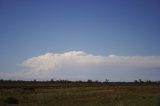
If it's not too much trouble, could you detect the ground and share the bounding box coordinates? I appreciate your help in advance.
[0,84,160,106]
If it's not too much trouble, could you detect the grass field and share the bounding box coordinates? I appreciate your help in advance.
[0,84,160,106]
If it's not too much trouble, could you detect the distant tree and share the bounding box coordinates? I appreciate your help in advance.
[104,79,109,83]
[50,78,54,82]
[134,80,138,84]
[139,79,143,83]
[0,79,4,82]
[146,80,151,84]
[95,80,99,83]
[33,79,37,82]
[87,79,93,83]
[76,80,83,83]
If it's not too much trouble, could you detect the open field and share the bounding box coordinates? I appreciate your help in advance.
[0,82,160,106]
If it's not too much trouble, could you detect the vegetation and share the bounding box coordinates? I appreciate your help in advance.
[4,97,19,104]
[0,79,160,106]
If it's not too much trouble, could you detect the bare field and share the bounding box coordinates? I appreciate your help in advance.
[0,82,160,106]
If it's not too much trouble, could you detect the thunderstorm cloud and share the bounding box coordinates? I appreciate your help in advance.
[1,51,160,81]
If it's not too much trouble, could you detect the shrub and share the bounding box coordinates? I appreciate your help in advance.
[4,97,19,104]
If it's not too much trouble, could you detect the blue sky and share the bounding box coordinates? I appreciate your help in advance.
[0,0,160,81]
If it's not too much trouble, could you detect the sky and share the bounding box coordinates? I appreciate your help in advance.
[0,0,160,81]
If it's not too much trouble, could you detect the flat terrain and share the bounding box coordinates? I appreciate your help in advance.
[0,83,160,106]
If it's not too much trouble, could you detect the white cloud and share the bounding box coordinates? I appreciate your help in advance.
[1,51,160,81]
[21,51,104,71]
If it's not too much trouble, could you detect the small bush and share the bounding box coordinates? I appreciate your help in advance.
[4,97,19,104]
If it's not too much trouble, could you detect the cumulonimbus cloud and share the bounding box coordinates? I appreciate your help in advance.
[19,51,160,81]
[1,51,160,81]
[21,51,105,71]
[21,51,160,71]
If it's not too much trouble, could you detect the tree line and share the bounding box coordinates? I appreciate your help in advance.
[0,78,160,84]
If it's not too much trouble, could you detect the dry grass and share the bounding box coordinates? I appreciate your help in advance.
[0,84,160,106]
